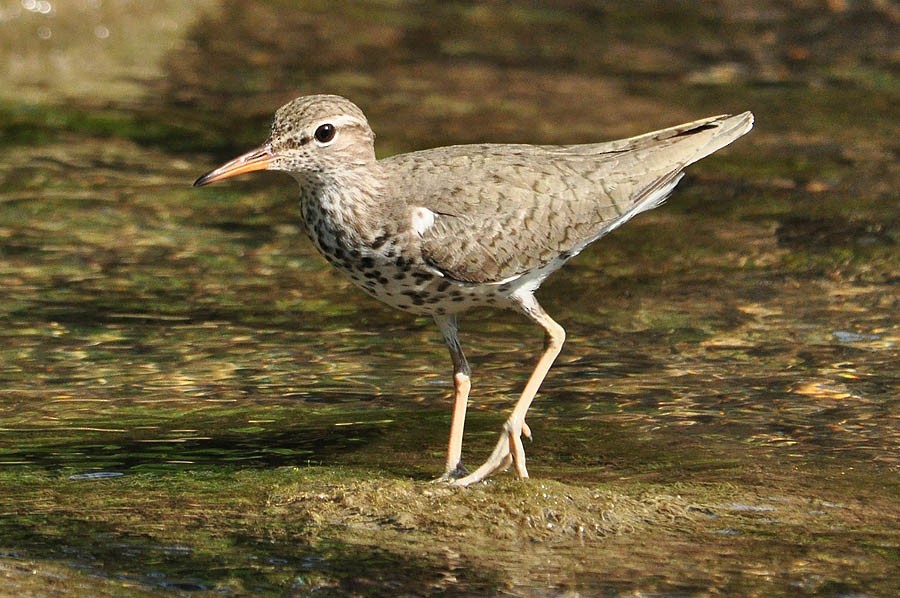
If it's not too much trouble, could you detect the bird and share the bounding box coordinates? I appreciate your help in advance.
[194,94,753,486]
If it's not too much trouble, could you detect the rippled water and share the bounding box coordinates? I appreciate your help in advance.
[0,1,897,595]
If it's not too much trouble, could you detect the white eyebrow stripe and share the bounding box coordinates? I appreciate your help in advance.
[316,114,365,130]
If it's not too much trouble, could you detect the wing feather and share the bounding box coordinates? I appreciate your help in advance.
[382,112,753,284]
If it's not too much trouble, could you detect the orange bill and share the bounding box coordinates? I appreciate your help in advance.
[193,144,274,187]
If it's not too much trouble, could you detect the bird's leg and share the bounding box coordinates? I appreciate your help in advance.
[452,293,565,487]
[433,314,471,481]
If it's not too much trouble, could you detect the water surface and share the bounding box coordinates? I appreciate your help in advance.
[0,1,897,595]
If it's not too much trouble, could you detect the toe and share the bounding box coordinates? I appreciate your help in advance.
[434,462,469,483]
[509,427,528,478]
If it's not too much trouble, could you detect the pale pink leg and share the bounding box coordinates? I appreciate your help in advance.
[453,292,565,487]
[434,315,471,480]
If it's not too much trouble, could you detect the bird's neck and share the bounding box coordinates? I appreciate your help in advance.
[296,163,386,248]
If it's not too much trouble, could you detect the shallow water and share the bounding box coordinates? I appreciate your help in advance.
[1,1,898,595]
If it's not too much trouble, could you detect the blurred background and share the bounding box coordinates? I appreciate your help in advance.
[0,1,897,595]
[2,1,896,148]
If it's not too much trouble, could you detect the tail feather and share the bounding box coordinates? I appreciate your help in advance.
[583,111,754,247]
[669,111,755,169]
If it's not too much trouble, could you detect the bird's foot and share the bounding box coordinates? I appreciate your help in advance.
[450,417,531,487]
[433,462,469,483]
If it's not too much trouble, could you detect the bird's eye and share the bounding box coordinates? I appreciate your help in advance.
[314,123,336,144]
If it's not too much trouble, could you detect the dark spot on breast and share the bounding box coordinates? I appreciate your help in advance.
[371,234,389,249]
[401,289,429,303]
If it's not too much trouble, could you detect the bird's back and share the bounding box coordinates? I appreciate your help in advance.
[381,112,754,284]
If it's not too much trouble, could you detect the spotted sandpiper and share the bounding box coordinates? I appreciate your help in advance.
[194,95,753,486]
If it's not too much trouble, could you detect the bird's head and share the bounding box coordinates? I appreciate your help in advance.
[193,94,376,187]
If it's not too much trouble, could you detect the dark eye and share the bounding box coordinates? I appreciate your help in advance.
[314,123,336,143]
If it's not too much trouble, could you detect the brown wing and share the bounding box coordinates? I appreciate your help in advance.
[385,112,753,284]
